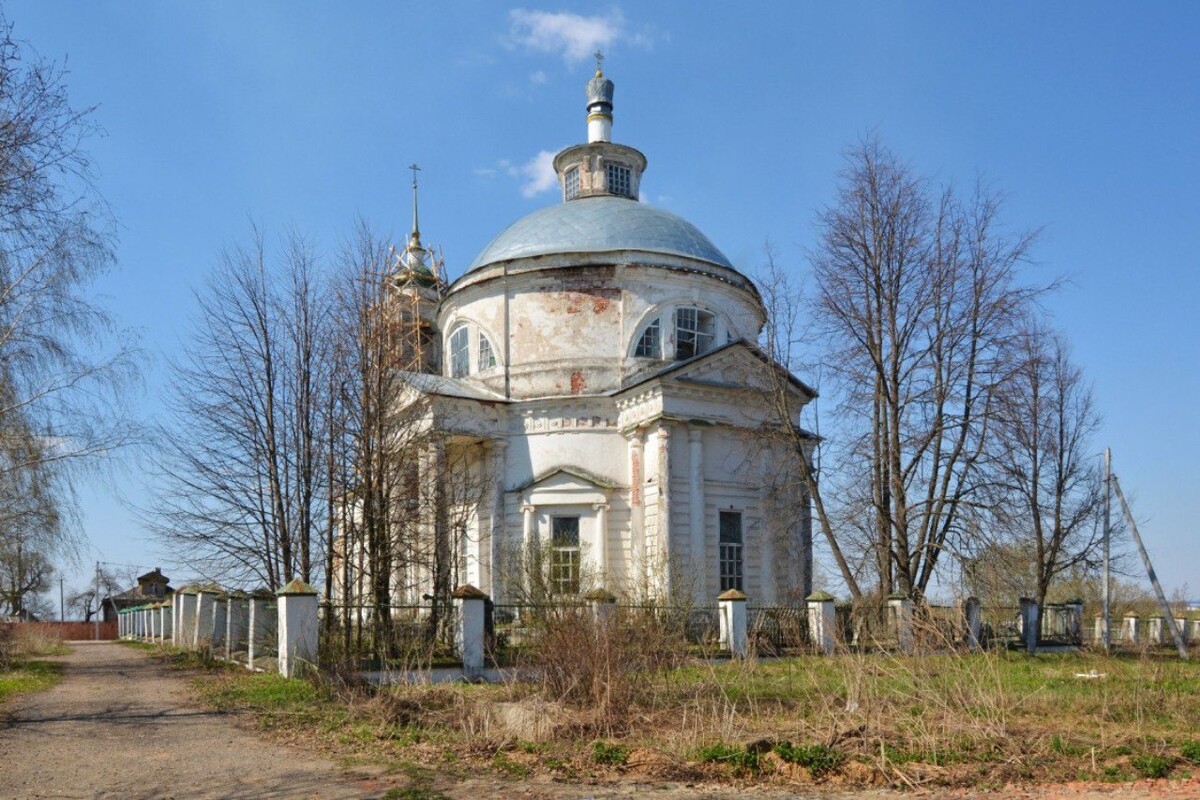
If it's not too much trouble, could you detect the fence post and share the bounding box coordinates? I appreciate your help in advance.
[161,602,171,644]
[1148,616,1164,646]
[1094,614,1105,646]
[453,585,489,678]
[1190,618,1199,644]
[226,591,248,661]
[277,580,319,678]
[1018,598,1038,655]
[718,589,748,658]
[806,591,836,655]
[211,595,228,656]
[887,594,914,654]
[1124,613,1140,645]
[1065,600,1083,644]
[194,587,218,649]
[171,590,183,646]
[247,590,273,670]
[960,597,982,652]
[584,589,617,627]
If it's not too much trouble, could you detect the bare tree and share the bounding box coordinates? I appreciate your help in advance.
[149,228,332,589]
[988,321,1103,624]
[811,139,1042,598]
[0,18,140,574]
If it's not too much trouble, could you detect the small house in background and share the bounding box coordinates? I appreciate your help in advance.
[102,568,173,622]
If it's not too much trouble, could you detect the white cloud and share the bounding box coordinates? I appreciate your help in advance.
[529,69,548,85]
[508,8,633,65]
[519,150,558,197]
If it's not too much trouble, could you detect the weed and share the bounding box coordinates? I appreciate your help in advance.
[772,742,845,778]
[491,752,531,778]
[592,741,630,766]
[1100,765,1129,782]
[1050,736,1085,756]
[696,742,759,774]
[1130,753,1174,779]
[1181,740,1200,764]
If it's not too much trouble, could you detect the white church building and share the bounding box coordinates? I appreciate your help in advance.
[390,66,816,608]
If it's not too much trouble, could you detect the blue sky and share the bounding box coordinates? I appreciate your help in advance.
[9,2,1198,600]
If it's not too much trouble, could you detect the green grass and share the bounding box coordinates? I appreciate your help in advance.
[1182,740,1200,764]
[1130,753,1174,779]
[695,742,760,774]
[0,659,63,702]
[592,740,630,765]
[772,742,845,777]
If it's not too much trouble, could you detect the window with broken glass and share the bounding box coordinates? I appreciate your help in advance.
[675,307,716,359]
[634,318,661,357]
[550,516,581,595]
[719,511,744,592]
[478,334,496,370]
[449,326,470,378]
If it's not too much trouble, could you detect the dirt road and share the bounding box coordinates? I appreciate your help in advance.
[0,641,370,800]
[2,642,1197,800]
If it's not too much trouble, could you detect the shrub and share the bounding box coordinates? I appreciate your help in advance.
[1181,740,1200,764]
[696,742,759,774]
[592,741,630,765]
[772,742,845,777]
[1130,754,1174,779]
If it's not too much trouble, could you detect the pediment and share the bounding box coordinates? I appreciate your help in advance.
[656,342,815,401]
[514,466,620,507]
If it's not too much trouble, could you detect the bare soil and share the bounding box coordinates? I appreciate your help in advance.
[1,642,1197,800]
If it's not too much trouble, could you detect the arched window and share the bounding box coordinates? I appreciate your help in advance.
[634,318,660,358]
[449,326,470,378]
[479,333,497,370]
[674,307,716,359]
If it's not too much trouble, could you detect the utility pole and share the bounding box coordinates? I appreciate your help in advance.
[60,577,64,621]
[1102,447,1111,653]
[1111,473,1188,660]
[94,561,101,640]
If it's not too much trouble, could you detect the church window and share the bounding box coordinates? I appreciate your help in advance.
[550,516,581,594]
[634,318,661,358]
[606,163,632,197]
[479,334,496,370]
[719,511,744,592]
[564,166,580,200]
[449,326,470,378]
[675,307,716,359]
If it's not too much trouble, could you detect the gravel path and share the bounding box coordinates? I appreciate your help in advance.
[0,641,370,800]
[2,642,1197,800]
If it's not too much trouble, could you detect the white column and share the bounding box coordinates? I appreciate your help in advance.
[1124,614,1140,644]
[594,501,610,584]
[758,449,776,604]
[179,592,198,649]
[888,595,914,654]
[194,590,217,648]
[161,605,172,644]
[627,430,645,592]
[1149,616,1164,646]
[277,581,319,678]
[687,426,705,603]
[718,589,748,658]
[806,591,836,655]
[211,596,228,655]
[657,423,672,598]
[226,594,248,661]
[453,585,489,678]
[488,438,507,601]
[521,501,535,594]
[1094,615,1106,645]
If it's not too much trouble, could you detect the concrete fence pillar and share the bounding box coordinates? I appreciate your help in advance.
[960,597,982,652]
[1123,614,1140,644]
[1148,616,1164,646]
[1094,614,1106,645]
[806,591,836,655]
[277,580,319,678]
[1190,618,1200,643]
[888,594,914,654]
[178,590,199,649]
[1019,598,1039,654]
[139,608,147,640]
[149,608,158,640]
[211,595,228,655]
[453,585,489,677]
[247,592,272,670]
[161,604,172,644]
[718,589,748,658]
[226,592,249,661]
[1065,601,1084,643]
[584,589,617,627]
[194,589,218,648]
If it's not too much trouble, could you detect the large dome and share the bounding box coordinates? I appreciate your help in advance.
[468,195,734,272]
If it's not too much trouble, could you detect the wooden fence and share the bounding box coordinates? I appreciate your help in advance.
[1,621,117,640]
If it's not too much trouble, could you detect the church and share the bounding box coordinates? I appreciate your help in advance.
[383,65,816,609]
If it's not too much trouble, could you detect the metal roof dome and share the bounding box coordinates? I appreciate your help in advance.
[467,195,734,272]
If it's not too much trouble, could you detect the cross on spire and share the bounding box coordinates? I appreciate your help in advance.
[594,49,604,74]
[408,163,421,239]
